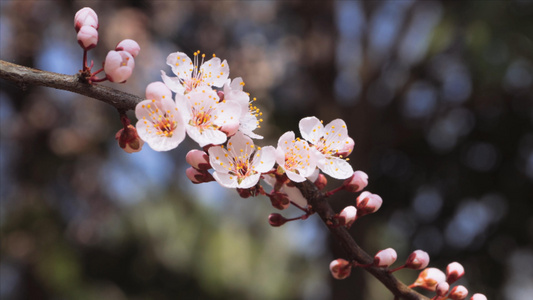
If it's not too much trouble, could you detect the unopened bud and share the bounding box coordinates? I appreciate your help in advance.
[338,206,357,228]
[74,7,98,32]
[314,173,328,190]
[436,281,450,296]
[329,259,352,280]
[412,268,446,291]
[116,39,140,58]
[115,124,143,153]
[470,293,487,300]
[446,262,465,284]
[268,213,287,227]
[77,25,98,50]
[374,248,397,268]
[405,250,430,270]
[186,149,211,170]
[343,171,368,193]
[220,123,239,137]
[269,192,290,210]
[185,167,214,184]
[104,50,135,83]
[356,191,382,216]
[449,285,468,300]
[337,137,354,157]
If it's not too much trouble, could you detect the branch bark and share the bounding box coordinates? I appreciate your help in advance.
[0,59,429,300]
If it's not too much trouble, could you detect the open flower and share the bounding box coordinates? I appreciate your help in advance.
[135,85,186,151]
[299,116,353,179]
[208,132,275,189]
[176,87,241,147]
[162,51,229,95]
[275,131,317,182]
[222,77,263,139]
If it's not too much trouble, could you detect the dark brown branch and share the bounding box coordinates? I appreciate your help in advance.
[296,181,430,300]
[0,59,428,299]
[0,60,142,111]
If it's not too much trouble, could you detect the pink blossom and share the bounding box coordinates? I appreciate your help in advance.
[104,50,135,83]
[436,282,450,296]
[209,132,275,189]
[77,25,98,50]
[185,149,211,170]
[115,39,140,58]
[343,170,368,193]
[412,268,446,291]
[145,81,172,103]
[275,131,317,183]
[449,285,469,300]
[223,77,263,139]
[299,117,353,179]
[374,248,397,268]
[405,250,430,270]
[446,262,465,284]
[329,259,352,280]
[74,7,98,32]
[185,167,214,184]
[470,294,487,300]
[356,191,383,216]
[338,206,357,228]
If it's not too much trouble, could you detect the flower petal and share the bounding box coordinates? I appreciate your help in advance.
[166,51,193,79]
[161,70,186,95]
[252,145,276,173]
[201,57,229,88]
[318,157,354,179]
[299,116,324,144]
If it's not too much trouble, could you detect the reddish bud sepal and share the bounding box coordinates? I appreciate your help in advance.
[405,250,430,270]
[411,268,446,291]
[343,170,368,193]
[314,173,328,190]
[115,124,143,153]
[356,191,383,217]
[373,248,397,268]
[329,259,352,280]
[186,149,211,170]
[446,262,465,284]
[268,213,287,227]
[449,285,469,300]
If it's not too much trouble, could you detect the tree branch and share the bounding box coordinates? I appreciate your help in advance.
[0,59,428,299]
[0,60,142,112]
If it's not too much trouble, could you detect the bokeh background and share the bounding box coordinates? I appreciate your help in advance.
[1,0,533,299]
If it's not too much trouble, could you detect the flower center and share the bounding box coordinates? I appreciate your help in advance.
[141,101,178,137]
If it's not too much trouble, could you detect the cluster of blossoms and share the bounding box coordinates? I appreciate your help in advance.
[74,7,140,84]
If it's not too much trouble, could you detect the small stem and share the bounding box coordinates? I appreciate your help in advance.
[325,185,344,197]
[83,49,88,71]
[91,67,104,76]
[388,265,406,273]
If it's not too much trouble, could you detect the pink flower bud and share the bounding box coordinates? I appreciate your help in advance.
[145,81,172,102]
[217,90,225,101]
[74,7,98,32]
[115,124,144,153]
[405,250,430,270]
[356,191,383,216]
[115,39,140,58]
[186,149,211,170]
[412,268,446,291]
[269,192,290,210]
[343,171,368,193]
[268,213,287,227]
[314,173,327,190]
[449,285,469,300]
[77,25,98,50]
[446,262,465,284]
[220,123,239,137]
[470,293,487,300]
[185,167,214,184]
[329,259,352,280]
[338,206,357,228]
[374,248,397,268]
[104,50,135,83]
[337,137,355,157]
[436,281,450,296]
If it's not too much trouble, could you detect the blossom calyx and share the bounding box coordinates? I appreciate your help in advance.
[115,124,144,153]
[104,50,135,83]
[77,26,98,50]
[449,285,469,300]
[269,191,291,210]
[268,213,287,227]
[373,248,397,268]
[412,268,446,291]
[116,39,140,58]
[405,250,430,270]
[446,262,465,284]
[74,7,98,32]
[356,191,383,216]
[329,259,352,280]
[186,149,211,170]
[343,170,368,193]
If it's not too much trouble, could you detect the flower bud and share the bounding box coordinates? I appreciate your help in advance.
[405,250,430,270]
[329,259,352,280]
[337,137,354,157]
[374,248,397,268]
[268,213,287,227]
[343,171,368,193]
[449,285,469,300]
[220,123,239,137]
[356,191,382,217]
[145,81,172,102]
[412,268,446,291]
[186,149,211,170]
[115,39,140,58]
[338,206,357,228]
[74,7,98,32]
[115,124,144,153]
[185,167,214,184]
[446,262,465,284]
[470,293,487,300]
[269,192,290,210]
[104,50,135,83]
[436,281,450,296]
[314,173,327,190]
[77,25,98,50]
